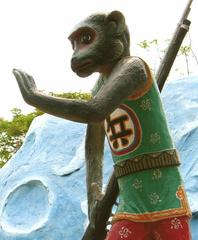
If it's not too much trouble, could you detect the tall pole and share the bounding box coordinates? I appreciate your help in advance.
[156,0,193,91]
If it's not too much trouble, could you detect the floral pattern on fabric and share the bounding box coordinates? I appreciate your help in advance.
[114,167,191,223]
[106,217,191,240]
[118,226,132,238]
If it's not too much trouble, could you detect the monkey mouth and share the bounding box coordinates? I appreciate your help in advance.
[72,59,93,73]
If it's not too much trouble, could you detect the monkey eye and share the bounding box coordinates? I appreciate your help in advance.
[80,32,93,44]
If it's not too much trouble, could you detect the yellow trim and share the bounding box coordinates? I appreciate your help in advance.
[112,185,191,223]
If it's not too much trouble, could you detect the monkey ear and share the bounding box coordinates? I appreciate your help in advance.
[107,10,126,33]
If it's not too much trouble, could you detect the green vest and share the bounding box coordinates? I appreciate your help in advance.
[92,63,191,221]
[104,79,174,165]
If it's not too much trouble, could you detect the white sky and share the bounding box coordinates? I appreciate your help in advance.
[0,0,197,119]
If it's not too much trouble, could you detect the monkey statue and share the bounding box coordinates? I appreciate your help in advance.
[13,10,192,240]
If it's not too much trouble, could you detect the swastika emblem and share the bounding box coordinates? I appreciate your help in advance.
[104,104,142,155]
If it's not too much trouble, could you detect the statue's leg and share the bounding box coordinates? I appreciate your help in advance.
[152,216,192,240]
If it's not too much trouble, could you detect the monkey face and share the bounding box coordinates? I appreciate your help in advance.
[68,11,130,78]
[69,27,99,77]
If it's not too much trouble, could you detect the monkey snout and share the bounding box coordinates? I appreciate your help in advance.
[71,58,93,72]
[71,57,79,72]
[71,57,78,65]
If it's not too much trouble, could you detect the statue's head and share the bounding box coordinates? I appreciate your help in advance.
[68,11,130,77]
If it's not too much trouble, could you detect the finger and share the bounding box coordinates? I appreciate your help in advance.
[13,68,27,78]
[12,70,32,103]
[13,69,28,85]
[12,69,36,105]
[12,69,26,88]
[13,69,36,90]
[13,69,32,81]
[12,68,22,80]
[23,72,36,90]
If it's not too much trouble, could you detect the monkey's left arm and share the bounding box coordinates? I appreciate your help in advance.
[13,57,148,123]
[85,122,105,218]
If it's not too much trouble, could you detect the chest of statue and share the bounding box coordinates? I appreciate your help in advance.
[104,80,174,165]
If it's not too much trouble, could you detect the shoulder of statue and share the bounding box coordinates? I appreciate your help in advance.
[115,56,148,75]
[125,56,148,69]
[125,56,154,100]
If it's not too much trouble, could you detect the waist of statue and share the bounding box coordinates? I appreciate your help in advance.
[114,149,180,178]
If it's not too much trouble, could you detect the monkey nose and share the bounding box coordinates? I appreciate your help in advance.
[71,57,93,73]
[71,57,79,71]
[71,57,78,66]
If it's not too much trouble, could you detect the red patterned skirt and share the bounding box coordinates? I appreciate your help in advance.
[105,216,191,240]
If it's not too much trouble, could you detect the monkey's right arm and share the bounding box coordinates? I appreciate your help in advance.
[13,69,101,123]
[13,57,148,124]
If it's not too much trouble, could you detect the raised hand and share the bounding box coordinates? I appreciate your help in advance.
[13,69,38,105]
